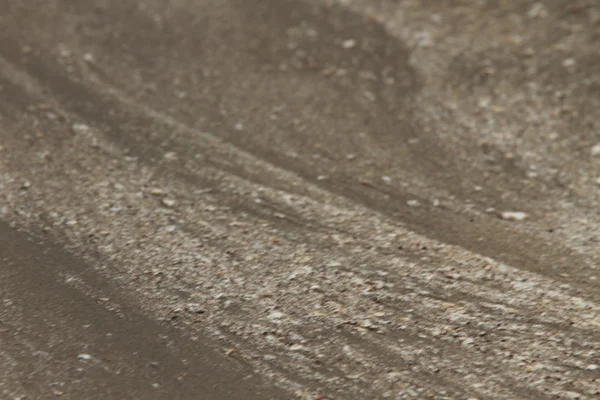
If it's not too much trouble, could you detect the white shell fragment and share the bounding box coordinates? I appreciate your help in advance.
[499,211,528,221]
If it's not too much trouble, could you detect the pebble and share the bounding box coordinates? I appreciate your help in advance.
[527,3,548,19]
[290,333,304,342]
[165,225,177,232]
[386,371,404,381]
[591,144,600,157]
[162,198,176,207]
[185,303,204,314]
[586,364,599,371]
[289,344,308,352]
[163,152,177,160]
[77,353,92,360]
[563,391,581,399]
[381,176,392,184]
[342,39,357,49]
[72,123,90,134]
[478,97,491,109]
[499,211,528,221]
[268,311,284,321]
[359,319,375,329]
[407,199,420,207]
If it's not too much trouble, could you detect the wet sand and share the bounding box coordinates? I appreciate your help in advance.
[1,0,599,398]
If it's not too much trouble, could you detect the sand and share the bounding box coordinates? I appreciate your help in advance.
[1,0,599,398]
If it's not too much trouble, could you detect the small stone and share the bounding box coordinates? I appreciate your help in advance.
[59,46,71,58]
[223,300,234,309]
[563,391,581,399]
[382,176,392,184]
[162,198,176,207]
[65,220,77,226]
[234,122,244,131]
[526,171,538,178]
[289,344,308,352]
[185,303,204,314]
[21,180,31,190]
[562,58,576,67]
[359,319,375,329]
[443,271,461,280]
[499,211,527,221]
[386,371,404,381]
[342,39,356,49]
[163,151,177,160]
[268,311,284,321]
[83,53,95,63]
[263,354,277,361]
[77,353,92,360]
[150,188,164,196]
[72,123,90,133]
[586,364,599,371]
[591,144,600,157]
[165,225,177,232]
[290,333,304,342]
[527,3,547,18]
[407,199,420,207]
[478,97,491,109]
[224,348,235,356]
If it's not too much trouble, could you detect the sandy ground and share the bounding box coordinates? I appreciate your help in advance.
[0,0,599,399]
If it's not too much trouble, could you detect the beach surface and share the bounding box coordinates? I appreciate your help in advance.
[1,1,599,398]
